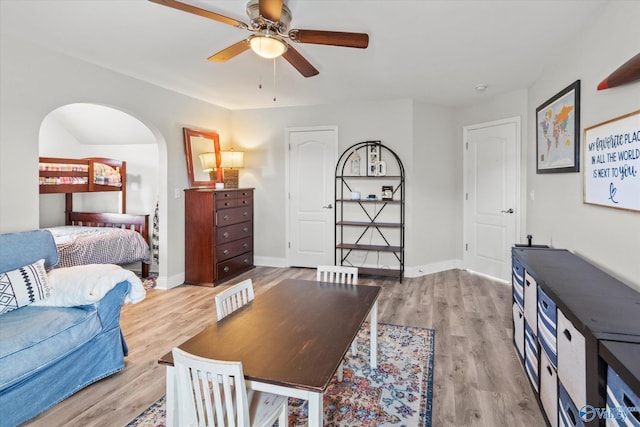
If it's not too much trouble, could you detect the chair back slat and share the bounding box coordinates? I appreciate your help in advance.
[173,347,251,426]
[317,265,359,285]
[215,279,255,321]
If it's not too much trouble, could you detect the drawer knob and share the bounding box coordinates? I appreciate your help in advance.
[223,215,230,221]
[243,258,249,264]
[223,232,229,238]
[223,266,230,272]
[243,211,248,216]
[243,227,249,233]
[563,329,572,341]
[243,243,248,248]
[223,249,229,255]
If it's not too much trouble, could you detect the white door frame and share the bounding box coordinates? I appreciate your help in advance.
[285,125,338,267]
[462,116,522,279]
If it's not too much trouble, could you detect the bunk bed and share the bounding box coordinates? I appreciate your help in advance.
[39,157,150,277]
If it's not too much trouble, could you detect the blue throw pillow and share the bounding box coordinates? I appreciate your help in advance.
[0,259,51,315]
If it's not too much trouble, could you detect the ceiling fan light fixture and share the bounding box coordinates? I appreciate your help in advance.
[249,33,287,59]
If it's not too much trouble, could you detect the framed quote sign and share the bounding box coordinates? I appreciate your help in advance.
[583,110,640,211]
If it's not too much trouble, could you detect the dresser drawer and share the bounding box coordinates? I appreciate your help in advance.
[216,237,252,262]
[216,222,253,243]
[217,252,253,281]
[216,206,252,226]
[237,196,252,207]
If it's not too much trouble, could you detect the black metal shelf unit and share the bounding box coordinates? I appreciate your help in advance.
[335,141,405,281]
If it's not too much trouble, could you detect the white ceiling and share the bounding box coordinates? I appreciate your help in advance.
[1,0,609,110]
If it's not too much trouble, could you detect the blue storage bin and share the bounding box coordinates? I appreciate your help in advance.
[525,321,539,392]
[606,365,640,427]
[537,286,557,369]
[559,382,586,427]
[513,257,524,309]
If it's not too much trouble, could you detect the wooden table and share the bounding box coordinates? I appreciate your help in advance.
[159,278,381,427]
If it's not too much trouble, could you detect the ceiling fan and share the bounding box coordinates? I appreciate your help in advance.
[149,0,369,77]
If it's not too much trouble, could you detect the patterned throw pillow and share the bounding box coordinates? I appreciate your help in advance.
[0,259,51,315]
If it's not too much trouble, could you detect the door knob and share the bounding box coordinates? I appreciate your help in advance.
[501,208,514,214]
[322,204,333,209]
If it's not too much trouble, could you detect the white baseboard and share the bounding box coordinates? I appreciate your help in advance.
[161,258,464,288]
[155,271,185,290]
[404,259,464,278]
[254,256,287,268]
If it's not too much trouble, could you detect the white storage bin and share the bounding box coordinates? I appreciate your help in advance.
[559,382,586,427]
[540,350,558,427]
[606,365,640,427]
[525,321,539,392]
[524,271,538,336]
[513,302,525,361]
[513,257,524,309]
[538,286,557,368]
[557,309,586,411]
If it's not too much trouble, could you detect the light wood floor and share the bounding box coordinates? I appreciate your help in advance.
[24,267,546,426]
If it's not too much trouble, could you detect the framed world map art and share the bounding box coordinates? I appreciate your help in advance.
[536,80,581,173]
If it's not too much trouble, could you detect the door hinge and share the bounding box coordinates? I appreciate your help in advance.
[465,243,468,251]
[465,193,468,201]
[288,241,291,248]
[466,142,469,150]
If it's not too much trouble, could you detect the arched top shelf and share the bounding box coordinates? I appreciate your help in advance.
[334,140,405,282]
[335,141,405,178]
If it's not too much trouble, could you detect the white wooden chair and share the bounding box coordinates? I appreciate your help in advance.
[316,265,359,381]
[172,347,288,427]
[316,265,358,285]
[215,279,255,321]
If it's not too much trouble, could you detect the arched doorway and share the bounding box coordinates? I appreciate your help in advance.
[39,102,162,276]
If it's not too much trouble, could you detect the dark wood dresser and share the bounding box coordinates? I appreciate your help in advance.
[185,188,254,286]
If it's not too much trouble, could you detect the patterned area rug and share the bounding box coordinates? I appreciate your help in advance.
[138,273,157,290]
[125,323,434,427]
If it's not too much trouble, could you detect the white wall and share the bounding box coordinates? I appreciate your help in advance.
[0,36,232,288]
[526,1,640,290]
[231,99,461,273]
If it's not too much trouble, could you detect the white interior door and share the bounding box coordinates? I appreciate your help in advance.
[463,117,520,280]
[286,127,337,268]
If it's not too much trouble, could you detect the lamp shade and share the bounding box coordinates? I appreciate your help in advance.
[199,152,217,172]
[220,151,245,169]
[249,34,287,59]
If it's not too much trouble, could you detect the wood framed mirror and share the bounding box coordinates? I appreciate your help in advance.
[183,128,221,188]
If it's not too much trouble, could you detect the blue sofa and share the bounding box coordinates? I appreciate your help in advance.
[0,230,133,426]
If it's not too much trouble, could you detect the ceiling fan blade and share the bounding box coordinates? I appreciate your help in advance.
[258,0,283,22]
[207,40,250,62]
[289,29,369,49]
[149,0,248,29]
[282,44,319,78]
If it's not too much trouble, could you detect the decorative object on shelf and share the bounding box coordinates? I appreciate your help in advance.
[220,149,245,189]
[381,185,393,201]
[583,109,640,212]
[335,141,405,281]
[184,128,222,188]
[367,142,380,176]
[536,80,581,174]
[349,150,361,175]
[597,52,640,90]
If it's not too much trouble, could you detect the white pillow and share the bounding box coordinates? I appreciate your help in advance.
[0,259,51,315]
[32,263,145,307]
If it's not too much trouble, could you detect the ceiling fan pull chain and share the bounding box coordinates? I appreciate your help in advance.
[273,58,277,102]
